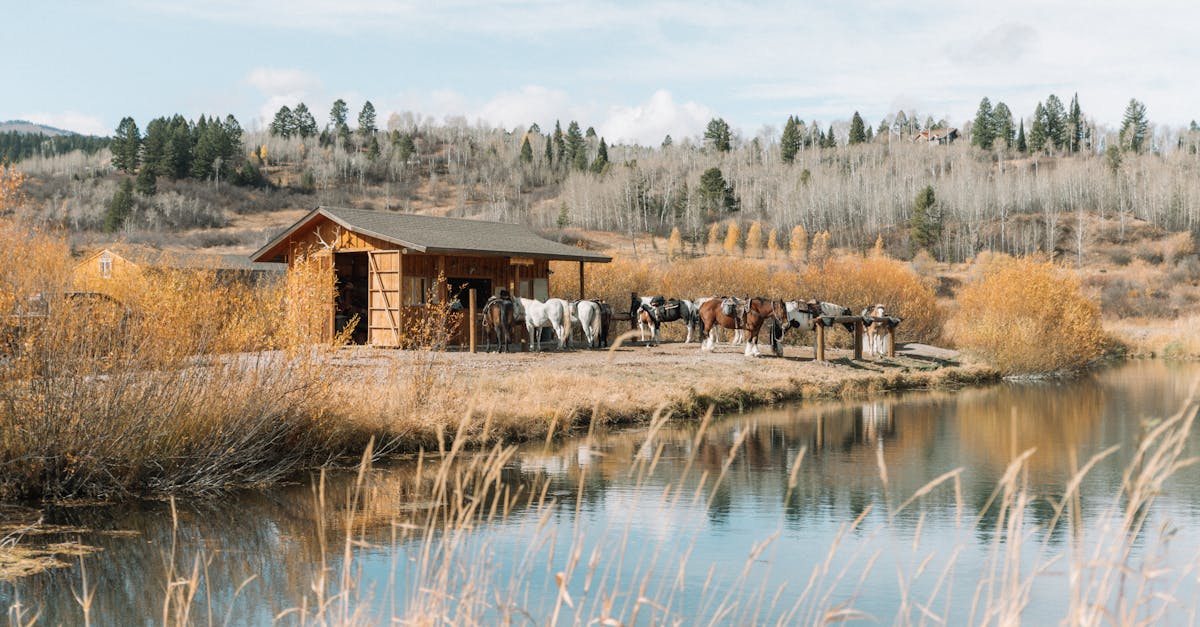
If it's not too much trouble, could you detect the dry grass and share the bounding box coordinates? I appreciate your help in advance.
[1105,315,1200,358]
[948,255,1108,375]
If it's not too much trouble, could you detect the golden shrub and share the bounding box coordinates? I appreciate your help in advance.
[800,255,944,344]
[745,221,764,258]
[706,222,722,255]
[667,226,683,261]
[723,220,742,256]
[767,228,781,259]
[810,230,831,263]
[789,225,807,264]
[948,256,1105,374]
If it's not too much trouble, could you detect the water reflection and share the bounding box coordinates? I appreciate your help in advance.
[4,360,1200,623]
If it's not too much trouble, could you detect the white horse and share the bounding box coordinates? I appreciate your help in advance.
[862,303,889,358]
[517,297,572,351]
[569,300,604,348]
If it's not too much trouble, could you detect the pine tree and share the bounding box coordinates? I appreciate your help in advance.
[330,99,347,127]
[135,166,156,196]
[971,97,995,150]
[1067,93,1083,153]
[590,138,609,173]
[910,185,941,256]
[105,178,135,232]
[519,135,533,163]
[111,117,141,173]
[293,103,318,138]
[991,102,1015,148]
[565,121,586,170]
[780,115,801,163]
[585,126,596,139]
[367,136,380,161]
[825,124,836,148]
[270,106,295,138]
[1044,94,1067,150]
[865,126,873,142]
[552,121,566,165]
[698,167,737,216]
[848,112,867,145]
[358,101,377,139]
[1017,118,1027,153]
[661,134,673,148]
[704,118,731,152]
[1120,98,1150,153]
[1029,103,1047,152]
[543,133,552,163]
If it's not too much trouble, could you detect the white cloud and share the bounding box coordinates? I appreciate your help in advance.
[477,86,576,132]
[246,67,322,96]
[17,112,109,136]
[600,90,713,146]
[245,67,323,128]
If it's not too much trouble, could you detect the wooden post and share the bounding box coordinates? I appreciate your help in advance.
[815,321,826,362]
[887,323,896,357]
[578,261,585,300]
[630,291,638,331]
[853,319,863,360]
[468,288,477,354]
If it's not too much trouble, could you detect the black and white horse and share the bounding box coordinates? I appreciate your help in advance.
[630,294,702,344]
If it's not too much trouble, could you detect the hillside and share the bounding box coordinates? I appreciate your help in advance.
[0,120,75,136]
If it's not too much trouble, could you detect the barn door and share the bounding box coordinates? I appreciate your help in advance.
[368,250,401,347]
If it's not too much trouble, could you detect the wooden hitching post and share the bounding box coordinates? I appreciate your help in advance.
[578,261,585,300]
[887,323,896,357]
[468,288,477,354]
[853,319,864,360]
[815,321,826,362]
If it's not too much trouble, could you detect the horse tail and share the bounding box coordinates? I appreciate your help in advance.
[561,300,572,346]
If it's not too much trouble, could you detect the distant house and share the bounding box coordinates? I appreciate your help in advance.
[72,246,285,292]
[914,128,959,145]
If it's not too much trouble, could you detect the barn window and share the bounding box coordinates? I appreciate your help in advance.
[99,253,113,278]
[404,276,437,305]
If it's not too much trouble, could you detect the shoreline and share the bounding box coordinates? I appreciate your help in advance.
[333,339,1001,454]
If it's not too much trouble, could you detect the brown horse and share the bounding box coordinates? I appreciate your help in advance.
[482,293,517,352]
[698,297,788,357]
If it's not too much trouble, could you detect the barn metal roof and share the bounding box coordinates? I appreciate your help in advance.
[250,206,612,263]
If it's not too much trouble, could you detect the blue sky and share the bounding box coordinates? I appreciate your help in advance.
[7,0,1198,144]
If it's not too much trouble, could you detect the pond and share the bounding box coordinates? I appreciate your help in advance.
[4,360,1200,624]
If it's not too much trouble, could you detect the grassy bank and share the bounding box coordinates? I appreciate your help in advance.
[330,339,998,453]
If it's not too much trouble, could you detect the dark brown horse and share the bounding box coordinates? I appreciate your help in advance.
[698,297,788,357]
[482,293,517,352]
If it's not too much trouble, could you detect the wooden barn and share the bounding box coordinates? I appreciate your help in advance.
[250,206,612,346]
[73,246,286,291]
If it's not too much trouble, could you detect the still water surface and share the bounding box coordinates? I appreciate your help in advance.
[4,360,1200,624]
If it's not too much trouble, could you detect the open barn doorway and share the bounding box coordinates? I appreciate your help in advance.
[448,277,489,345]
[334,251,368,344]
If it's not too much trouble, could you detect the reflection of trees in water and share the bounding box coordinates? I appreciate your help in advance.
[13,363,1196,620]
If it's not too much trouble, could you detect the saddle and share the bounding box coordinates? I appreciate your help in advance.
[654,298,682,323]
[720,297,749,327]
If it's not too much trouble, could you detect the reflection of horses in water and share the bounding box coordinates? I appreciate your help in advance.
[516,297,572,351]
[698,297,788,357]
[862,303,889,358]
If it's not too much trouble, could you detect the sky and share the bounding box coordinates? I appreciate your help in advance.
[6,0,1198,145]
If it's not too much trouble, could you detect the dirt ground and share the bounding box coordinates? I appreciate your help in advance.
[318,333,987,443]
